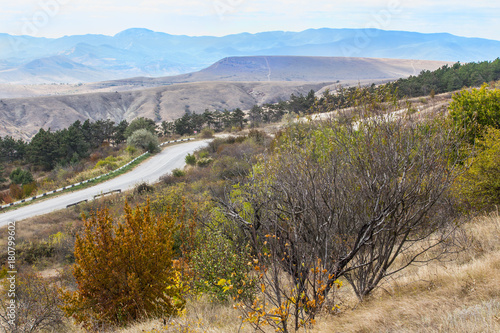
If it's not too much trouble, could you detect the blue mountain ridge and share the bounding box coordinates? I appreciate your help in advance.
[0,28,499,83]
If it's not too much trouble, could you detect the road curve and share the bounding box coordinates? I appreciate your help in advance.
[0,139,210,227]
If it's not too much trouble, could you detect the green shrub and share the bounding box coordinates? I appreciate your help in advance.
[127,128,160,152]
[196,157,213,167]
[9,167,34,185]
[94,156,118,171]
[192,229,255,302]
[455,127,500,210]
[147,141,159,153]
[135,182,154,194]
[200,127,214,138]
[198,150,209,159]
[172,168,186,177]
[124,117,157,138]
[185,153,196,166]
[125,145,137,155]
[449,84,500,143]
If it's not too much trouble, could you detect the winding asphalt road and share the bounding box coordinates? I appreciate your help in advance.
[0,139,210,227]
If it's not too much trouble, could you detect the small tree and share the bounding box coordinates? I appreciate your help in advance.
[174,113,194,136]
[124,117,157,138]
[113,119,129,144]
[185,153,196,166]
[160,121,175,136]
[231,108,247,128]
[249,105,263,126]
[127,129,159,152]
[61,201,185,330]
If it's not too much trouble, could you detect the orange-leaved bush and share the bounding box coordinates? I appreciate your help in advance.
[61,200,185,330]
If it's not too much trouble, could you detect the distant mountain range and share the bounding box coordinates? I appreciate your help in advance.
[0,28,499,83]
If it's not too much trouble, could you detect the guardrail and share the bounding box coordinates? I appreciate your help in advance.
[66,200,89,208]
[94,189,122,199]
[0,138,195,210]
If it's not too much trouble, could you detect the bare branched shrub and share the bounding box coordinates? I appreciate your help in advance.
[219,96,468,332]
[0,271,65,333]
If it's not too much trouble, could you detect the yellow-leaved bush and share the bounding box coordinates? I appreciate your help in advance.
[60,200,186,330]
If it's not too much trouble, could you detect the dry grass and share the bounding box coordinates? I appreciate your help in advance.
[4,199,500,332]
[310,212,500,333]
[114,213,500,333]
[0,208,81,248]
[117,296,251,333]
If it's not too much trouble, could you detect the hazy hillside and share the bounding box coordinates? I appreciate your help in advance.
[101,56,450,86]
[0,56,450,99]
[0,81,330,140]
[1,28,499,83]
[0,56,118,84]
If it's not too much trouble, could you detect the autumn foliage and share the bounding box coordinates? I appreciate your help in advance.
[61,200,185,330]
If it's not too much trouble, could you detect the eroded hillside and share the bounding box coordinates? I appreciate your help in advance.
[0,81,330,140]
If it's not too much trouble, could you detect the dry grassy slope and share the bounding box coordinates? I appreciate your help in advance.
[0,81,331,140]
[92,56,450,88]
[192,56,450,82]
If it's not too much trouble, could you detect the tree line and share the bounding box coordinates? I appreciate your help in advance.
[160,108,247,136]
[0,119,129,171]
[390,58,500,98]
[160,90,317,135]
[313,58,500,114]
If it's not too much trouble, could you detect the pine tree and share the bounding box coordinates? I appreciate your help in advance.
[27,128,60,170]
[0,164,6,184]
[230,108,247,128]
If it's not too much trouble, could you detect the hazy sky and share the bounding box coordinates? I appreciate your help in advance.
[1,0,499,41]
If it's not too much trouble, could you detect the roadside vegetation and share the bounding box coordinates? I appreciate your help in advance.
[1,59,500,332]
[0,117,174,205]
